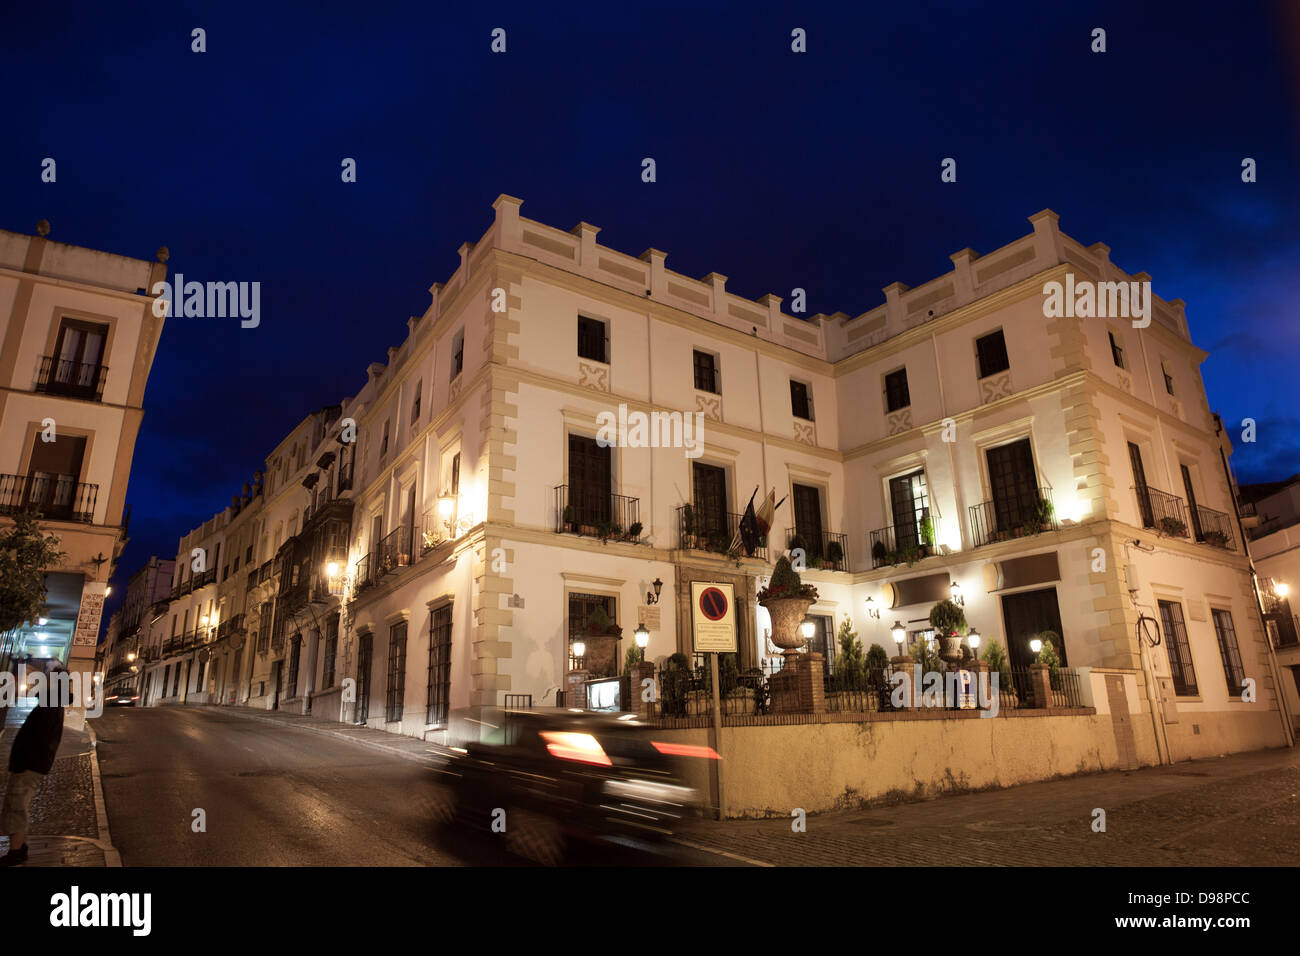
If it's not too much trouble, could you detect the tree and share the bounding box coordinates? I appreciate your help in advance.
[833,615,864,680]
[0,510,66,668]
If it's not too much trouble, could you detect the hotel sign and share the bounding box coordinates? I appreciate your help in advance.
[73,582,108,647]
[690,582,736,653]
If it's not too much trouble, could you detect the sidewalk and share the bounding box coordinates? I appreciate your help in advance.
[0,718,118,867]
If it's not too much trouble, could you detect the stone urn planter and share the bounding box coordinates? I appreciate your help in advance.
[758,555,820,663]
[929,598,968,666]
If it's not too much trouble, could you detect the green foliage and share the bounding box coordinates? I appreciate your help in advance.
[759,555,818,601]
[789,533,807,554]
[701,652,740,695]
[0,510,65,636]
[1035,632,1061,671]
[833,616,865,680]
[865,642,890,670]
[983,638,1012,691]
[919,516,935,547]
[628,521,643,539]
[825,540,844,566]
[664,651,690,671]
[585,604,621,636]
[912,633,944,674]
[625,644,643,670]
[1035,497,1054,526]
[928,599,968,637]
[871,539,888,563]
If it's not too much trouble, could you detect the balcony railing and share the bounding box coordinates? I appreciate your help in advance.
[1136,485,1189,537]
[867,522,938,567]
[784,528,849,571]
[0,473,98,523]
[375,525,413,576]
[337,457,354,494]
[969,487,1057,548]
[35,355,108,401]
[353,552,374,594]
[554,485,642,542]
[676,506,768,560]
[1191,503,1235,550]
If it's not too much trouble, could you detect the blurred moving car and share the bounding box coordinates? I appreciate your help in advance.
[104,689,140,706]
[428,707,716,864]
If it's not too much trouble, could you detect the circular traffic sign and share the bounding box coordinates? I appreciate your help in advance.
[698,586,728,621]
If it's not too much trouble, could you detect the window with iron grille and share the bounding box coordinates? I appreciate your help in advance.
[452,329,465,379]
[790,379,813,420]
[578,315,608,363]
[322,613,339,689]
[427,604,452,726]
[257,601,272,655]
[386,621,407,723]
[975,329,1010,379]
[1211,608,1245,698]
[412,380,422,420]
[287,634,301,698]
[1158,600,1198,696]
[884,367,910,412]
[1109,331,1126,369]
[693,350,720,393]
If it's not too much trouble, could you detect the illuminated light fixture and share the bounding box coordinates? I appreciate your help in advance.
[651,740,721,760]
[438,496,454,520]
[1029,638,1043,655]
[967,629,981,653]
[571,640,586,660]
[950,581,964,607]
[37,617,48,626]
[1275,581,1290,598]
[326,561,339,577]
[105,586,112,596]
[891,621,906,646]
[539,731,612,767]
[646,577,663,605]
[800,619,816,640]
[864,597,880,620]
[634,625,650,650]
[127,652,136,662]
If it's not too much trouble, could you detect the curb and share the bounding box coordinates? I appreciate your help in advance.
[84,724,122,867]
[206,705,441,767]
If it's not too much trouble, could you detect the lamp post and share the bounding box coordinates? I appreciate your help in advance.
[572,640,586,669]
[1029,637,1043,658]
[634,624,649,662]
[967,628,981,658]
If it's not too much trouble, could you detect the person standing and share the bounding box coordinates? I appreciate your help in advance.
[0,663,66,866]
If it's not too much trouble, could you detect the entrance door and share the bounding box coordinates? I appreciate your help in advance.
[568,434,611,527]
[691,462,728,547]
[1000,587,1067,673]
[356,633,373,724]
[986,439,1038,534]
[792,484,824,559]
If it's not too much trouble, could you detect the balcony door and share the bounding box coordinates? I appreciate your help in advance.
[1129,442,1153,527]
[52,318,107,394]
[889,470,928,550]
[692,462,728,546]
[568,434,611,527]
[792,483,824,559]
[987,439,1038,534]
[24,433,87,519]
[1180,464,1202,540]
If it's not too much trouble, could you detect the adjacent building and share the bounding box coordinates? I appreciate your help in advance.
[99,556,175,700]
[146,197,1293,770]
[0,220,168,726]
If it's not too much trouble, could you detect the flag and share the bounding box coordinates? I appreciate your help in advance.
[737,490,759,556]
[756,489,784,542]
[730,488,785,556]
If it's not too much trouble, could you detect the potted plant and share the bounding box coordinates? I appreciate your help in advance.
[826,539,845,570]
[871,539,888,569]
[627,521,643,541]
[788,533,808,558]
[899,543,921,566]
[1034,497,1054,532]
[918,516,935,556]
[886,550,899,566]
[1203,529,1228,548]
[681,504,697,548]
[1158,515,1188,537]
[562,504,576,532]
[1036,631,1063,690]
[758,555,819,659]
[928,598,968,664]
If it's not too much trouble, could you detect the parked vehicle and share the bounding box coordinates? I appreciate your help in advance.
[427,707,714,864]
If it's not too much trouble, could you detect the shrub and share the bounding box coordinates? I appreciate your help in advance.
[871,539,888,564]
[625,644,643,670]
[664,651,690,672]
[928,599,967,637]
[865,642,891,670]
[919,516,935,547]
[833,616,865,681]
[983,638,1012,691]
[825,539,844,567]
[758,555,818,602]
[627,521,643,539]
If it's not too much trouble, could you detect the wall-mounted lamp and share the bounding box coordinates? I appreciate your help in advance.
[646,577,663,605]
[950,581,964,607]
[865,596,880,620]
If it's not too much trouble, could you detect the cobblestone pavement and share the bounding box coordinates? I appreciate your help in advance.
[0,723,109,866]
[674,747,1300,866]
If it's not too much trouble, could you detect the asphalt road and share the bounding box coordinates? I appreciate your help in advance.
[94,706,734,866]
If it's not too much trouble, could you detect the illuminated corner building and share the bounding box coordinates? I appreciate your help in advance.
[1237,473,1300,732]
[0,220,167,728]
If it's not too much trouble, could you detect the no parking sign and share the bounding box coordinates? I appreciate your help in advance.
[690,582,737,653]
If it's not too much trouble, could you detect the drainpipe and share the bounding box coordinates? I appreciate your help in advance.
[1215,418,1295,747]
[1126,542,1173,765]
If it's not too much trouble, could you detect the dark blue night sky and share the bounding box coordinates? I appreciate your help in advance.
[3,1,1297,613]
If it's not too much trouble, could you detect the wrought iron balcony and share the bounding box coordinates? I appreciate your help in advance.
[35,355,108,401]
[0,473,98,523]
[676,505,768,560]
[784,528,849,570]
[969,487,1057,548]
[868,520,937,567]
[554,485,643,542]
[353,552,374,594]
[1191,503,1235,550]
[376,525,413,577]
[1135,485,1189,537]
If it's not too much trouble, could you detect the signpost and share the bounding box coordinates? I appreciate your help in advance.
[690,582,737,819]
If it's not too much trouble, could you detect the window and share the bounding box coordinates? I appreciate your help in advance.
[427,604,452,726]
[985,438,1040,534]
[807,615,835,671]
[1211,609,1245,698]
[451,330,464,379]
[245,544,253,563]
[322,613,339,689]
[975,330,1010,379]
[693,350,720,393]
[380,420,389,457]
[45,317,109,400]
[1129,442,1153,527]
[386,621,407,723]
[691,462,728,547]
[1162,361,1175,395]
[790,379,813,420]
[356,632,373,724]
[257,601,272,655]
[1000,587,1067,672]
[23,432,88,520]
[1157,600,1198,697]
[567,434,611,526]
[1109,331,1126,369]
[569,592,617,678]
[578,315,608,363]
[411,380,422,421]
[888,469,929,552]
[791,484,824,560]
[1181,464,1203,540]
[884,368,910,412]
[450,452,461,495]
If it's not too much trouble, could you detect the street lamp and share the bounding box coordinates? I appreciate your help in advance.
[967,628,981,658]
[800,619,816,641]
[634,624,650,661]
[891,620,906,650]
[572,640,586,668]
[1029,637,1043,657]
[646,578,663,605]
